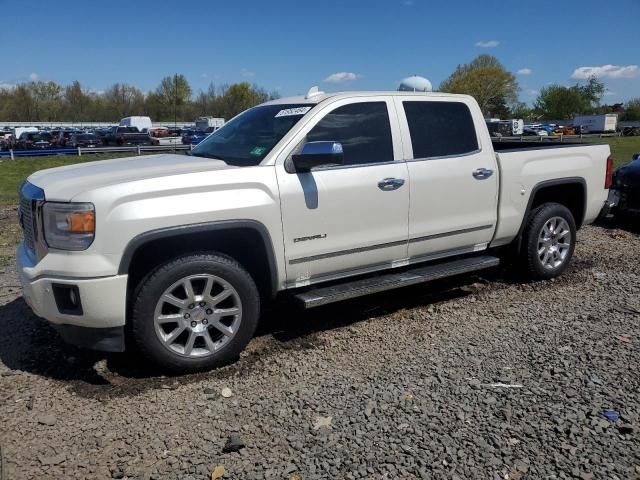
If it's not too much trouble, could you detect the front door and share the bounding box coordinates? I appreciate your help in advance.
[276,97,410,287]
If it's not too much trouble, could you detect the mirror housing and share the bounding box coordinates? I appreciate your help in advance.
[291,141,344,172]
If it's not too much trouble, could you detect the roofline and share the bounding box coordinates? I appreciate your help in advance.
[263,90,475,106]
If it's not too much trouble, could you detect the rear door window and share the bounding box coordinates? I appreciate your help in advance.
[403,101,478,159]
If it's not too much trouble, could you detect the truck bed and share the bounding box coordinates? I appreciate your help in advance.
[491,141,610,248]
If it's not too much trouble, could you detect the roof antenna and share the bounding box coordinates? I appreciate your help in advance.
[305,86,324,99]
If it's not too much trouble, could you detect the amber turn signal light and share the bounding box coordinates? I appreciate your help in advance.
[69,211,95,233]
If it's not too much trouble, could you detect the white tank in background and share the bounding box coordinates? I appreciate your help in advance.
[398,75,433,92]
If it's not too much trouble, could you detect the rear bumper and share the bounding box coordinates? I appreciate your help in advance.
[17,241,128,352]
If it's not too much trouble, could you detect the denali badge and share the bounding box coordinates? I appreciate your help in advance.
[293,234,327,243]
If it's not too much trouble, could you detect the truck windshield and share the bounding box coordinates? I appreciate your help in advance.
[190,104,313,166]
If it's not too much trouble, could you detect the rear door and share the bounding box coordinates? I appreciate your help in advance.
[393,96,498,262]
[276,97,409,286]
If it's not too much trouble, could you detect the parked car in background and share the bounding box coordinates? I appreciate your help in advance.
[150,127,170,138]
[621,126,639,137]
[0,133,13,150]
[181,129,206,145]
[102,126,153,146]
[52,129,79,147]
[166,126,186,137]
[68,133,102,148]
[574,125,590,135]
[609,153,640,220]
[15,131,54,150]
[523,126,549,136]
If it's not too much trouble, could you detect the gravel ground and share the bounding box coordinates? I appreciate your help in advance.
[0,219,639,480]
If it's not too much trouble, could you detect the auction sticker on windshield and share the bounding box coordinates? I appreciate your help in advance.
[275,107,312,117]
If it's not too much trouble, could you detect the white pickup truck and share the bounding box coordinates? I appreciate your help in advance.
[17,88,613,372]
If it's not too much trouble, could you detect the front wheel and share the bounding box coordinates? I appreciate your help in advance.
[521,202,576,280]
[131,253,260,372]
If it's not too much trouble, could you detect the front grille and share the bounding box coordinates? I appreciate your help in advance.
[19,195,36,253]
[19,181,44,256]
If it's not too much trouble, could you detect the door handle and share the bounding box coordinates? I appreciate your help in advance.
[378,178,405,191]
[472,168,494,180]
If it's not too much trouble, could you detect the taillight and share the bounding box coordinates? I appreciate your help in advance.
[605,155,613,189]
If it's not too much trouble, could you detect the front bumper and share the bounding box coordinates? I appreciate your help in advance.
[17,241,128,352]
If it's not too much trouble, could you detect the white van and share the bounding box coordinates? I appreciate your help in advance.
[119,116,152,133]
[14,127,39,139]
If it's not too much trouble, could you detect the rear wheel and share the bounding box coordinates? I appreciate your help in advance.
[521,202,576,280]
[131,253,260,372]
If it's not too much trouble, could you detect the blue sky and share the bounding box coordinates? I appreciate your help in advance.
[1,0,639,104]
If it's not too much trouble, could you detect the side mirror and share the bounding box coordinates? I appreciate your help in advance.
[291,141,344,173]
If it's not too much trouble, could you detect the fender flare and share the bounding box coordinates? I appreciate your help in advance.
[513,177,586,252]
[118,219,279,296]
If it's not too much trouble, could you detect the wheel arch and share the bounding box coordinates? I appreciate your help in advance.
[513,177,586,254]
[119,220,279,301]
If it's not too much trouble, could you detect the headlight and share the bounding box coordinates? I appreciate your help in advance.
[43,202,95,250]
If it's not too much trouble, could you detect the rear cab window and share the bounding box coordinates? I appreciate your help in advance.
[402,101,479,159]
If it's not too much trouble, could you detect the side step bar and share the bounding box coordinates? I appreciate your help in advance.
[294,255,500,308]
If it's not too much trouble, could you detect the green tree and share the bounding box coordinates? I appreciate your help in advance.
[63,81,92,122]
[103,83,145,118]
[439,54,518,118]
[28,81,63,121]
[533,76,605,119]
[622,98,640,121]
[155,74,192,120]
[215,82,271,119]
[3,85,35,121]
[510,102,534,120]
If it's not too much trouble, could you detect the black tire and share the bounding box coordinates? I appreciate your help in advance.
[131,253,260,373]
[521,202,576,280]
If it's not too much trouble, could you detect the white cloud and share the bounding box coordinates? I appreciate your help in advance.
[241,68,255,78]
[0,82,16,90]
[403,0,414,5]
[526,89,539,97]
[604,90,616,97]
[475,40,499,48]
[571,64,639,80]
[516,68,532,76]
[323,72,362,83]
[29,73,39,81]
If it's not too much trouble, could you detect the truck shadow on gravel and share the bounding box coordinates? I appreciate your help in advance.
[595,216,640,234]
[0,263,588,399]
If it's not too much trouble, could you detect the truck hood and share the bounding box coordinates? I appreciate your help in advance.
[28,153,233,200]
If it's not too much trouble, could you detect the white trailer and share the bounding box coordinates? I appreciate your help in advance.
[573,114,618,133]
[119,116,152,133]
[195,117,225,131]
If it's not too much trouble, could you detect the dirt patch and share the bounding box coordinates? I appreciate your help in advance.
[0,205,20,267]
